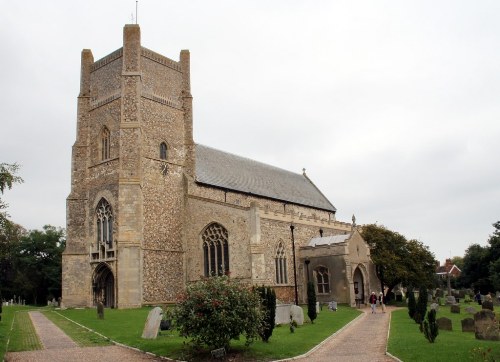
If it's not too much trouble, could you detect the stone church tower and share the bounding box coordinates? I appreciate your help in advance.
[63,24,192,308]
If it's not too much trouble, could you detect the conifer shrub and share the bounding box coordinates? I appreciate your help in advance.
[423,309,439,342]
[256,285,276,342]
[173,276,263,350]
[414,286,428,324]
[408,289,416,319]
[307,281,317,323]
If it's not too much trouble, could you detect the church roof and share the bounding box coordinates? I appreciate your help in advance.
[308,234,351,247]
[195,144,336,212]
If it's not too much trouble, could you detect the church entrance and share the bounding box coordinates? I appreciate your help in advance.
[353,267,364,306]
[92,263,115,308]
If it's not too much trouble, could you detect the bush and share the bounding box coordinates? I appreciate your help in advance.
[173,276,263,350]
[307,281,317,324]
[414,286,428,324]
[408,289,416,319]
[256,286,276,342]
[422,309,438,342]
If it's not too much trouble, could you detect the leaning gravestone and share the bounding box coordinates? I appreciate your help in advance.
[482,300,494,311]
[430,303,439,312]
[275,304,292,325]
[474,310,499,341]
[437,317,452,331]
[465,306,477,314]
[461,318,475,332]
[450,305,461,314]
[97,301,104,319]
[142,307,163,339]
[290,305,304,326]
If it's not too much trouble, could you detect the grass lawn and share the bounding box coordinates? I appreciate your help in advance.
[0,305,43,361]
[55,305,361,361]
[388,306,500,362]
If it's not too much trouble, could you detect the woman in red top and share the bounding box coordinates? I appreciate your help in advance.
[369,292,378,313]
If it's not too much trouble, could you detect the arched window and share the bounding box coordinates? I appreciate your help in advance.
[160,142,167,160]
[202,223,229,277]
[275,241,288,284]
[315,266,330,294]
[101,127,110,160]
[96,198,113,248]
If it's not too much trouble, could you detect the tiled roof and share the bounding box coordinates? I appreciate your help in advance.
[195,144,336,212]
[308,234,351,247]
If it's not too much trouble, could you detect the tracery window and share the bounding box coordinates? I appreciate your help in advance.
[96,198,113,248]
[202,223,229,277]
[315,266,330,294]
[160,142,167,160]
[101,127,110,160]
[275,241,288,284]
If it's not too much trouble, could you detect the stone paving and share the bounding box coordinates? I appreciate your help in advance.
[5,306,398,362]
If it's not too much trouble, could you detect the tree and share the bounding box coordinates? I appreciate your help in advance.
[12,225,65,304]
[361,224,436,299]
[423,309,439,343]
[0,163,23,226]
[0,220,25,298]
[307,281,317,324]
[408,289,416,319]
[414,286,428,324]
[174,276,263,350]
[256,286,276,342]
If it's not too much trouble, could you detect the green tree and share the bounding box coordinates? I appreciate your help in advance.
[13,225,65,304]
[0,163,23,226]
[414,286,428,324]
[307,281,317,324]
[459,244,491,293]
[423,309,438,343]
[256,286,276,342]
[408,289,416,319]
[361,224,436,299]
[174,276,263,350]
[0,221,25,298]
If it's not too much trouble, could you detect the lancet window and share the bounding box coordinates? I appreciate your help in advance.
[275,241,288,284]
[160,142,167,160]
[101,127,110,160]
[91,198,114,261]
[202,223,229,277]
[315,266,330,294]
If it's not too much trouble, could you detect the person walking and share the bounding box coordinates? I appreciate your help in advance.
[369,292,378,313]
[378,292,386,313]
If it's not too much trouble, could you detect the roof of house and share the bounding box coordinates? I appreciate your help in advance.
[195,144,336,212]
[308,234,351,247]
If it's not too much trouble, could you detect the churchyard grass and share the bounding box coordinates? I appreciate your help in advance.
[56,304,361,361]
[388,307,500,362]
[0,305,42,360]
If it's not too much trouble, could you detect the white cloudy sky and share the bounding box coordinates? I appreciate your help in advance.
[1,1,499,262]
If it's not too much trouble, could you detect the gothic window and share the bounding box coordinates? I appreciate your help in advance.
[202,223,229,277]
[96,198,113,248]
[160,142,168,160]
[315,266,330,294]
[101,127,110,160]
[275,241,288,284]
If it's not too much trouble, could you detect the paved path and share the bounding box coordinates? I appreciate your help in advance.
[5,306,398,362]
[285,306,397,362]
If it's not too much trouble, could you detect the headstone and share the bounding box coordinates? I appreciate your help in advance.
[290,305,304,326]
[316,302,320,313]
[275,304,292,325]
[141,307,163,339]
[437,317,452,331]
[474,310,499,341]
[461,318,475,332]
[328,301,337,311]
[430,303,439,312]
[450,305,460,314]
[482,300,494,311]
[97,301,104,319]
[446,296,457,305]
[465,306,477,314]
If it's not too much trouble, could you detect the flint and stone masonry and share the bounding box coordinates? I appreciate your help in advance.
[62,24,379,308]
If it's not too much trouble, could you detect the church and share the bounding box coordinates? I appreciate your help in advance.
[62,24,379,309]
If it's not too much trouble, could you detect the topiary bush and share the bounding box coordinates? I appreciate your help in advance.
[307,281,317,323]
[423,309,439,342]
[408,289,416,319]
[256,285,276,342]
[173,276,263,350]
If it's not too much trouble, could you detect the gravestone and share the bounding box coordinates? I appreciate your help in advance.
[97,301,104,319]
[450,305,460,314]
[437,317,452,331]
[482,300,494,311]
[316,302,320,313]
[461,318,475,332]
[290,305,304,326]
[465,306,477,314]
[142,307,163,339]
[275,304,292,325]
[446,296,457,305]
[474,310,499,341]
[430,303,439,312]
[328,301,337,311]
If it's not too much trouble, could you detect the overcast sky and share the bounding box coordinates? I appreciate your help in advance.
[2,1,499,263]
